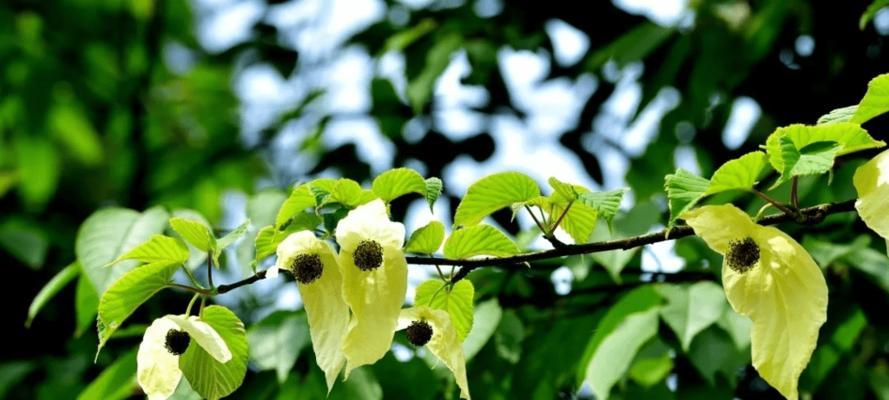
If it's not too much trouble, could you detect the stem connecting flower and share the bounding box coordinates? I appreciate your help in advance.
[274,230,349,391]
[335,199,408,377]
[683,205,827,400]
[137,315,232,400]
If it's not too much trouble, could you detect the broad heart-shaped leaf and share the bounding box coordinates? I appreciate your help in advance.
[664,169,710,225]
[817,105,857,125]
[453,172,540,227]
[180,306,248,400]
[577,286,662,387]
[655,282,726,351]
[96,261,180,358]
[328,178,376,208]
[405,221,445,254]
[852,73,889,124]
[108,234,189,266]
[275,184,315,228]
[372,168,427,202]
[26,262,78,328]
[424,177,443,211]
[247,310,310,383]
[770,139,841,188]
[443,224,520,259]
[764,123,885,173]
[705,151,769,195]
[585,308,660,400]
[414,279,475,340]
[546,178,598,243]
[75,270,99,337]
[77,348,137,400]
[462,299,502,360]
[169,217,215,253]
[76,206,169,295]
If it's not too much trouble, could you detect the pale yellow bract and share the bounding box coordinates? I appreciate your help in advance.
[335,199,408,376]
[398,306,471,400]
[137,315,231,400]
[854,149,889,247]
[682,204,827,400]
[274,230,349,392]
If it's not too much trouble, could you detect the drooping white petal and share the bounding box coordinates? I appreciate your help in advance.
[335,199,405,252]
[167,315,232,363]
[137,317,183,400]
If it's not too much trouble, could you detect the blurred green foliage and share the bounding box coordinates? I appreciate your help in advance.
[4,0,889,399]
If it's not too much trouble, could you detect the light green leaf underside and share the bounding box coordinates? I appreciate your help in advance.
[96,261,180,358]
[76,206,170,295]
[578,189,626,222]
[664,169,710,225]
[424,177,443,211]
[454,172,540,227]
[852,73,889,123]
[443,224,520,259]
[547,178,598,244]
[169,217,215,253]
[656,282,726,351]
[771,139,841,188]
[26,262,79,328]
[462,299,502,360]
[705,151,768,195]
[247,310,310,383]
[817,105,857,125]
[405,221,446,254]
[109,234,189,267]
[372,168,427,202]
[217,220,249,252]
[276,184,315,228]
[77,349,137,400]
[414,279,475,340]
[586,309,660,400]
[764,123,885,175]
[75,270,100,336]
[179,305,249,400]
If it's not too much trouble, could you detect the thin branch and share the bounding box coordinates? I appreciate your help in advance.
[216,270,268,295]
[751,189,797,217]
[791,177,800,209]
[167,283,212,296]
[207,253,214,289]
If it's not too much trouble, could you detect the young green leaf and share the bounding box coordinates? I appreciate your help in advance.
[424,177,443,211]
[26,262,79,328]
[577,189,627,222]
[216,220,250,252]
[664,169,710,225]
[852,73,889,123]
[254,226,278,262]
[179,305,249,400]
[405,221,446,254]
[764,123,885,173]
[817,105,857,125]
[547,178,599,243]
[656,282,726,351]
[771,139,841,188]
[372,168,427,202]
[443,224,520,259]
[107,234,189,267]
[462,299,502,360]
[75,272,98,337]
[705,151,768,195]
[453,172,540,227]
[76,206,169,295]
[329,178,368,208]
[414,279,475,340]
[169,217,216,253]
[96,261,181,358]
[275,184,315,228]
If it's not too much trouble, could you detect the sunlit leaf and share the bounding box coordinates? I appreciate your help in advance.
[664,169,710,225]
[179,306,248,400]
[454,172,540,227]
[443,224,520,259]
[26,262,79,328]
[372,168,427,202]
[169,217,215,253]
[852,73,889,123]
[414,279,475,340]
[405,221,445,254]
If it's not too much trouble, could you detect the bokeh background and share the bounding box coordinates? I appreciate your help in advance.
[4,0,889,398]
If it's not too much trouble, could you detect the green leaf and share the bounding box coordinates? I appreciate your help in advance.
[405,221,445,254]
[443,224,520,259]
[462,299,502,360]
[577,189,627,222]
[852,73,889,123]
[307,178,338,204]
[817,105,857,125]
[14,135,59,210]
[76,206,170,294]
[25,262,79,328]
[655,282,726,351]
[424,177,443,211]
[108,234,189,266]
[276,184,315,228]
[254,226,279,262]
[585,308,660,399]
[547,178,600,243]
[861,1,889,29]
[577,286,662,385]
[715,306,752,351]
[180,305,249,400]
[688,327,748,385]
[326,178,376,208]
[372,168,427,202]
[171,210,212,271]
[76,349,136,400]
[414,279,475,340]
[217,220,250,252]
[628,339,673,387]
[801,307,867,390]
[764,123,885,174]
[664,169,710,225]
[247,311,310,383]
[0,218,49,268]
[96,261,180,357]
[494,310,525,363]
[771,138,841,188]
[705,151,768,195]
[169,217,216,253]
[453,172,540,227]
[407,32,462,113]
[75,271,99,337]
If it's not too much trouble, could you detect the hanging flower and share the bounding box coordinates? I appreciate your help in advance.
[682,204,827,400]
[137,315,232,400]
[398,306,471,400]
[854,149,889,243]
[335,199,407,376]
[274,230,349,391]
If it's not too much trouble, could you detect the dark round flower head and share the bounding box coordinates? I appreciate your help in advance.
[726,237,760,274]
[164,329,190,356]
[406,320,433,346]
[353,240,383,271]
[291,253,324,284]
